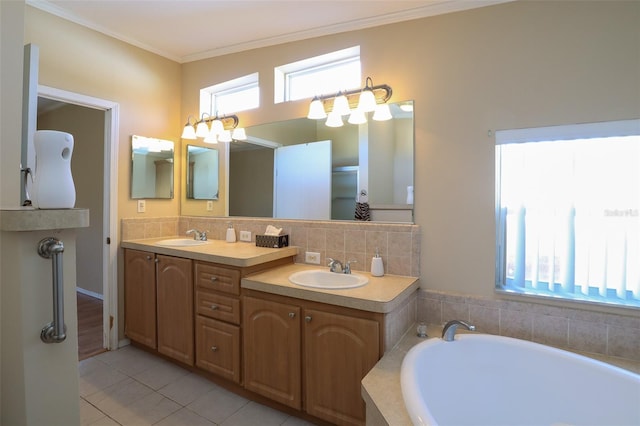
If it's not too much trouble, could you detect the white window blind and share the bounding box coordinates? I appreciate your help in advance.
[495,120,640,307]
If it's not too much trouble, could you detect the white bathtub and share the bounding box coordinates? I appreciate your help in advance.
[401,333,640,426]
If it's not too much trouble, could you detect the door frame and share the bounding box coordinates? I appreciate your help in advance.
[38,85,119,351]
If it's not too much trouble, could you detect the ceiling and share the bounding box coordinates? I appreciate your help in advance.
[27,0,510,63]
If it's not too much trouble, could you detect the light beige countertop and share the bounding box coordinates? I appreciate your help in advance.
[362,324,640,426]
[121,237,298,268]
[1,207,89,231]
[242,263,419,313]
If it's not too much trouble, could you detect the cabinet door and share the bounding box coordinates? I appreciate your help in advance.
[304,309,380,426]
[124,249,156,349]
[243,296,301,409]
[196,316,241,383]
[157,255,194,365]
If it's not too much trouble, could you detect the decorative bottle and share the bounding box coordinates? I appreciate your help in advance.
[226,222,236,243]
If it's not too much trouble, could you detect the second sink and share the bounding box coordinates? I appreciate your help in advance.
[156,238,210,247]
[289,270,368,289]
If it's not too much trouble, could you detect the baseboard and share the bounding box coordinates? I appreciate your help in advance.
[118,339,130,349]
[76,287,104,300]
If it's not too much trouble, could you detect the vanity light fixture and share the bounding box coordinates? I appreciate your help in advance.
[306,76,393,126]
[372,103,393,121]
[181,113,246,143]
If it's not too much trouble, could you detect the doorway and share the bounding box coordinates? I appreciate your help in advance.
[36,85,119,355]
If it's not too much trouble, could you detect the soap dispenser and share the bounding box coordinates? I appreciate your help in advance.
[371,248,384,277]
[226,222,236,243]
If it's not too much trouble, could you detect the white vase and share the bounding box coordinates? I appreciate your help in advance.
[32,130,76,209]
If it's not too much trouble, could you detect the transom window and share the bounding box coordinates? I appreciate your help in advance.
[495,120,640,308]
[200,73,259,116]
[274,46,361,103]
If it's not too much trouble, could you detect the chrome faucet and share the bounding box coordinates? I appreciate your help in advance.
[343,260,357,274]
[442,319,476,342]
[327,258,343,273]
[186,229,208,241]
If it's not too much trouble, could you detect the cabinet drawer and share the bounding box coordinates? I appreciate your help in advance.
[195,262,241,295]
[196,290,240,324]
[196,316,241,384]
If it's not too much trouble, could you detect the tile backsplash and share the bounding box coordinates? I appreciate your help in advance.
[121,216,421,277]
[419,289,640,362]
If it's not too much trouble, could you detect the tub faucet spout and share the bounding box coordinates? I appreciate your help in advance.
[442,319,476,342]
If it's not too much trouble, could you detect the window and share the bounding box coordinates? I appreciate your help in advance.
[274,46,361,103]
[200,73,259,116]
[495,120,640,308]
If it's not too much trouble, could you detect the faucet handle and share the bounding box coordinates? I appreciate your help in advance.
[200,230,209,241]
[344,260,357,274]
[327,258,343,273]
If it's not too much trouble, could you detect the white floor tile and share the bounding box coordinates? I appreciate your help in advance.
[187,385,249,424]
[79,363,129,398]
[220,401,289,426]
[85,377,155,418]
[158,372,216,406]
[154,408,216,426]
[133,359,190,391]
[80,398,108,426]
[108,391,181,426]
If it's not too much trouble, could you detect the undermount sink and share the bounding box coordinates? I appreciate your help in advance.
[155,238,209,247]
[289,270,368,289]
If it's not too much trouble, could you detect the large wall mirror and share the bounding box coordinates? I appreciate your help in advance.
[228,100,414,222]
[130,135,174,199]
[187,145,219,200]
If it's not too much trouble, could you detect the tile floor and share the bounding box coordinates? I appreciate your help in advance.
[79,345,316,426]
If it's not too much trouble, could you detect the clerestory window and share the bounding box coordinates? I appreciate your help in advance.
[495,120,640,308]
[274,46,361,103]
[200,73,259,116]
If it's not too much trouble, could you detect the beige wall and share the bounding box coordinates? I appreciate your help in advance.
[24,6,182,220]
[181,1,640,309]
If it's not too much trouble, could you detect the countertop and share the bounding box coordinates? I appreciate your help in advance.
[242,263,419,313]
[362,324,640,426]
[121,237,298,268]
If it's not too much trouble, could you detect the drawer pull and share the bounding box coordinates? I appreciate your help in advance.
[211,346,218,352]
[210,304,219,310]
[288,312,296,319]
[210,276,218,282]
[305,315,312,323]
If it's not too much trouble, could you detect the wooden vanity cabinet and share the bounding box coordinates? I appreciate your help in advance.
[156,255,193,365]
[242,291,381,426]
[194,261,242,384]
[243,296,302,409]
[124,249,157,349]
[124,249,194,365]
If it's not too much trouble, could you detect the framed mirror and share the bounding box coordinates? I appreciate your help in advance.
[130,135,174,199]
[186,145,219,200]
[228,100,414,222]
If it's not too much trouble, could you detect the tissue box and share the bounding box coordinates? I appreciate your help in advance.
[256,234,289,248]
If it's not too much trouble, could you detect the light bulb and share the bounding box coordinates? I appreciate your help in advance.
[307,97,327,119]
[195,121,209,138]
[357,89,376,112]
[372,103,392,121]
[218,129,232,142]
[208,119,224,138]
[332,92,351,116]
[348,109,367,125]
[181,124,197,140]
[232,127,247,140]
[325,110,344,127]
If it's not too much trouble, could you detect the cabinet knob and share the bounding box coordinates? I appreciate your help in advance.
[210,304,218,310]
[305,315,312,323]
[154,258,159,263]
[288,312,296,318]
[211,346,218,352]
[210,276,218,282]
[146,255,152,261]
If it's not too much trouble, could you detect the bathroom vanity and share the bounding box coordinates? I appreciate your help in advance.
[121,237,418,426]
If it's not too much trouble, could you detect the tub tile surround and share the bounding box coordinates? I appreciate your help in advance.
[121,216,421,277]
[419,289,640,363]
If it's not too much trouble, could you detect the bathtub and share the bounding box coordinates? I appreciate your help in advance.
[400,333,640,426]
